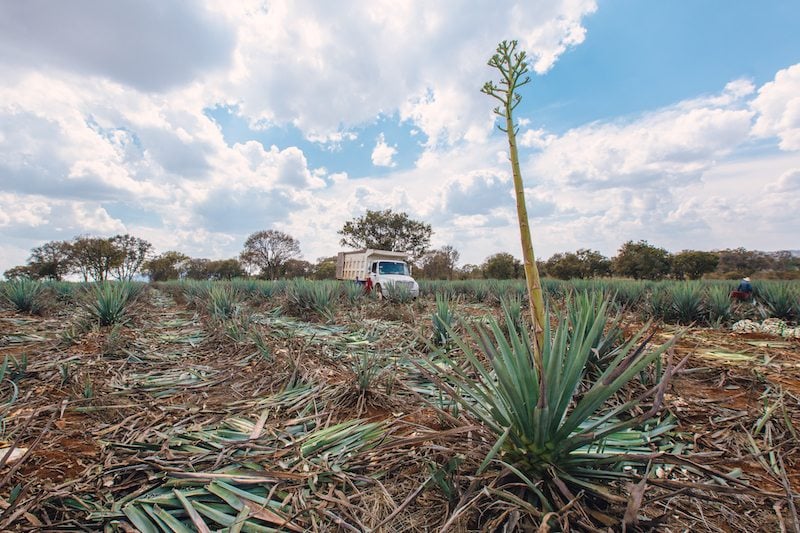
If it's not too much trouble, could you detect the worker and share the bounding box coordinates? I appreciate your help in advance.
[736,276,753,294]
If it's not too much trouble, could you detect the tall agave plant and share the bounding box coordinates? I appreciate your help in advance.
[427,298,679,512]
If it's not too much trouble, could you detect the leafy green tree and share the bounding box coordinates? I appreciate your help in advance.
[312,256,338,280]
[420,245,460,279]
[111,234,152,281]
[456,264,483,280]
[338,209,432,260]
[70,236,124,281]
[281,258,312,279]
[240,230,301,280]
[3,265,36,280]
[143,251,189,281]
[576,249,612,278]
[545,252,583,280]
[208,259,245,280]
[671,250,719,280]
[482,252,522,279]
[716,247,774,277]
[613,240,671,280]
[26,240,73,280]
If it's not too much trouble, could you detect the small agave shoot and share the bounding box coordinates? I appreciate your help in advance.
[425,39,684,526]
[1,278,44,314]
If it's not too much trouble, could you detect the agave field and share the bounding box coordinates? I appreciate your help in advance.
[0,277,798,531]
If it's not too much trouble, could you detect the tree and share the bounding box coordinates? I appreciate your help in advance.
[613,240,671,280]
[70,236,124,281]
[312,256,338,280]
[716,248,773,277]
[143,251,189,281]
[3,265,35,280]
[420,245,460,279]
[207,259,245,280]
[671,250,719,280]
[185,258,212,280]
[338,209,432,260]
[545,252,583,280]
[27,240,73,280]
[483,252,523,279]
[240,230,301,280]
[456,264,483,280]
[576,249,612,278]
[483,40,545,353]
[282,259,312,279]
[111,234,152,280]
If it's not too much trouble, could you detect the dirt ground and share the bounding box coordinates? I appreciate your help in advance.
[0,288,798,531]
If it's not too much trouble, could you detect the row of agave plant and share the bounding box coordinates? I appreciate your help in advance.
[420,278,800,325]
[0,278,144,325]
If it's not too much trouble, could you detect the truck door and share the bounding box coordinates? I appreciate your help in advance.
[369,262,379,284]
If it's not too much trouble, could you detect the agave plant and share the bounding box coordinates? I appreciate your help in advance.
[431,294,455,346]
[286,279,338,320]
[340,280,365,305]
[706,285,733,326]
[206,284,241,320]
[426,296,680,514]
[669,282,705,325]
[1,278,44,314]
[382,282,414,303]
[499,293,524,334]
[757,282,797,321]
[85,281,140,326]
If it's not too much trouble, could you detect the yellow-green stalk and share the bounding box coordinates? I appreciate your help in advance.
[482,40,546,362]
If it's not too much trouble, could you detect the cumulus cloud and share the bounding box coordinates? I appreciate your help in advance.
[532,89,755,190]
[211,0,597,144]
[441,171,513,215]
[371,134,397,167]
[751,63,800,150]
[776,168,800,191]
[0,0,235,92]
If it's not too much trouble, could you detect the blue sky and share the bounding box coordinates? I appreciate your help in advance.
[1,0,799,275]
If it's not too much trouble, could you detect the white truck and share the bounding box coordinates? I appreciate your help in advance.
[336,249,420,298]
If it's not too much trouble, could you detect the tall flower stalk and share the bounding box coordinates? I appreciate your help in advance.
[482,40,546,391]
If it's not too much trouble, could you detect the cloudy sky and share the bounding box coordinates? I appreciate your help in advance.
[1,0,799,275]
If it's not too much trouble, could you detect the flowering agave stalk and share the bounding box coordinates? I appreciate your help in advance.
[429,297,681,509]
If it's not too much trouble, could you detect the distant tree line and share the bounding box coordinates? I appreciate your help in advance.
[5,218,798,283]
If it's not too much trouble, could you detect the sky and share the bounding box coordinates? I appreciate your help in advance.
[1,0,799,275]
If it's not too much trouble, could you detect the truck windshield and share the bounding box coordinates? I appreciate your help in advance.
[378,261,408,275]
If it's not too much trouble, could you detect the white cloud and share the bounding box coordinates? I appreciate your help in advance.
[371,134,397,167]
[0,0,235,92]
[532,90,755,189]
[776,168,800,191]
[751,63,800,151]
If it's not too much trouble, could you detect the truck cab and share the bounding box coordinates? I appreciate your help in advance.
[369,260,419,298]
